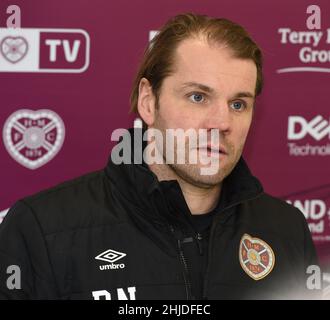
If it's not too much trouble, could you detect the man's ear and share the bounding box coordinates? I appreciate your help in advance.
[137,78,157,126]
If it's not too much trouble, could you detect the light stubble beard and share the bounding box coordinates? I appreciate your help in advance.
[166,140,242,189]
[150,126,243,189]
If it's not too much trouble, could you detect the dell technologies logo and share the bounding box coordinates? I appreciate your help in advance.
[288,115,330,141]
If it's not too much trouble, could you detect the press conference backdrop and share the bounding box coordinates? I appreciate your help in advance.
[0,0,329,277]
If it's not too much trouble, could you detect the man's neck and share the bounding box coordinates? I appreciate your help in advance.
[148,162,222,215]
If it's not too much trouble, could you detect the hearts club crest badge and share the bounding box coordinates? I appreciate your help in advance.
[239,233,275,281]
[0,36,28,64]
[3,109,65,169]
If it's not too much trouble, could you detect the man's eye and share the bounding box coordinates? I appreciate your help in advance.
[230,100,246,111]
[188,93,205,103]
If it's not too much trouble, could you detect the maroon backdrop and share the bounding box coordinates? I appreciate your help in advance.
[1,0,329,275]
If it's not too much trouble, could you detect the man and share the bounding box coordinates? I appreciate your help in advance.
[0,13,319,300]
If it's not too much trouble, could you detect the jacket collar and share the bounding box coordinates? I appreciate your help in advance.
[105,128,264,226]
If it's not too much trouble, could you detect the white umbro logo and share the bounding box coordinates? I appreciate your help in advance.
[95,249,126,271]
[95,249,126,263]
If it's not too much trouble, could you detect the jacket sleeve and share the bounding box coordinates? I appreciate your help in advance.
[0,201,58,299]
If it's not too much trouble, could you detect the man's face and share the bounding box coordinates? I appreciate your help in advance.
[149,37,257,187]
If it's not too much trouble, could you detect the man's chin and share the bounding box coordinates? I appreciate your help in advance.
[168,163,230,188]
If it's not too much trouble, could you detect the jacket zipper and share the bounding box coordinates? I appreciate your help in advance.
[195,233,203,255]
[153,183,196,301]
[177,237,194,300]
[169,225,204,300]
[169,225,197,300]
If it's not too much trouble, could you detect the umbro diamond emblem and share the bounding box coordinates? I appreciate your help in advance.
[95,249,126,271]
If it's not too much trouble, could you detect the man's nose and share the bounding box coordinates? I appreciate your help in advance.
[204,101,231,133]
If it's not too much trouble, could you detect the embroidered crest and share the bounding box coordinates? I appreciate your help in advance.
[239,233,275,280]
[3,109,65,169]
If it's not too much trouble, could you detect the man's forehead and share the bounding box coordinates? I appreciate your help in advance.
[170,38,257,90]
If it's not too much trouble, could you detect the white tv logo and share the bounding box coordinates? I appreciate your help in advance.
[288,116,330,141]
[0,28,90,73]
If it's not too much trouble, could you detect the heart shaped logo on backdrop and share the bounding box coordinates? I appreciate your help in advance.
[239,233,275,280]
[0,36,29,64]
[3,109,65,169]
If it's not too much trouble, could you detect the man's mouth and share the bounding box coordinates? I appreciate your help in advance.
[197,146,228,156]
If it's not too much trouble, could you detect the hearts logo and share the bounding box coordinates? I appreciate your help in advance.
[0,36,29,64]
[239,234,275,280]
[3,109,65,169]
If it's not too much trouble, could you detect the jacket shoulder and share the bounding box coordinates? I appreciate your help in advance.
[24,170,104,205]
[243,192,309,240]
[259,193,305,217]
[9,169,117,235]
